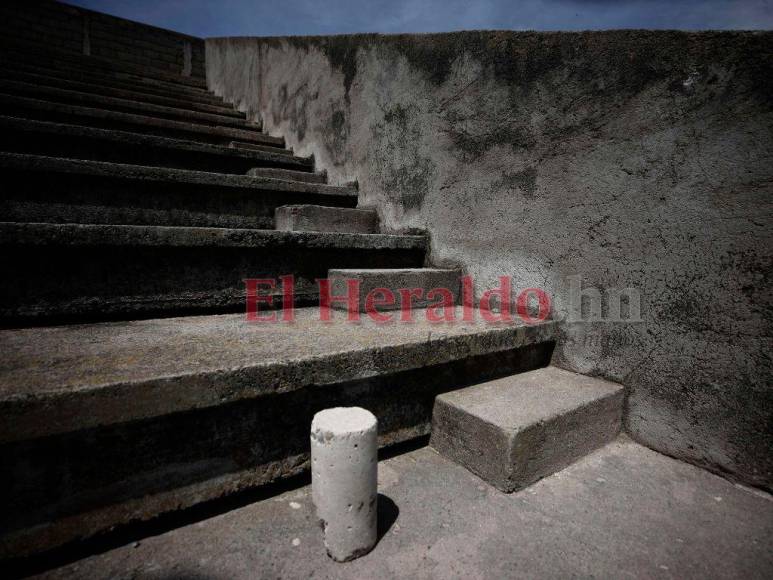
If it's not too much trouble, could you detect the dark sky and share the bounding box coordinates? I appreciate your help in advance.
[66,0,773,37]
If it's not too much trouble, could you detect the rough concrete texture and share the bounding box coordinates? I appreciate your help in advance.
[228,140,291,155]
[2,68,243,117]
[0,153,353,229]
[276,205,379,234]
[0,93,279,147]
[0,309,555,557]
[0,79,253,129]
[329,268,461,311]
[0,152,352,197]
[431,366,624,492]
[249,167,327,183]
[0,116,313,173]
[0,223,425,323]
[0,308,555,441]
[1,59,224,105]
[206,31,773,490]
[30,437,773,580]
[311,407,378,561]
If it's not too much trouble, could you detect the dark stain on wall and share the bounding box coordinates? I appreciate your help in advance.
[372,103,434,211]
[496,167,539,199]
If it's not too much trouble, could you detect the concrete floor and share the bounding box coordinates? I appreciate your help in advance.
[36,437,772,579]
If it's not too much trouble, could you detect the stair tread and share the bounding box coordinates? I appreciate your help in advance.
[0,310,557,442]
[0,93,281,146]
[0,69,242,116]
[0,152,350,196]
[0,60,226,105]
[0,115,312,169]
[330,267,459,274]
[0,221,423,249]
[436,366,624,428]
[0,79,253,128]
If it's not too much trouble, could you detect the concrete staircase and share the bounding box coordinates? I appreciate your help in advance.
[0,4,626,568]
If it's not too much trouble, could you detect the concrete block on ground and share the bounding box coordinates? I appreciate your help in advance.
[311,407,378,562]
[328,268,461,312]
[276,205,378,234]
[430,366,624,492]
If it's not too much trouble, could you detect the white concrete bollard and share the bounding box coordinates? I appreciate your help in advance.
[311,407,378,562]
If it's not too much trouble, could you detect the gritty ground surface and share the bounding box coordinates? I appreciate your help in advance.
[37,436,773,579]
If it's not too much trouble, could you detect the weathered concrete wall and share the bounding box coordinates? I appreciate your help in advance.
[206,31,773,490]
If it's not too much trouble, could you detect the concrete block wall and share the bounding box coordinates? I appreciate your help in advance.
[0,0,205,78]
[206,31,773,491]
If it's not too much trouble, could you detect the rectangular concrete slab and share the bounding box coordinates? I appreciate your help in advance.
[248,167,327,184]
[276,205,379,234]
[329,268,461,311]
[431,366,624,492]
[229,140,293,155]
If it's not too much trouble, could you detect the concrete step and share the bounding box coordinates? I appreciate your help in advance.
[276,205,379,234]
[0,152,354,230]
[0,93,283,148]
[328,268,462,312]
[0,116,313,174]
[229,140,289,154]
[247,166,327,184]
[0,67,244,118]
[0,60,227,106]
[0,79,256,130]
[430,366,625,492]
[0,309,557,557]
[0,222,427,325]
[0,41,207,89]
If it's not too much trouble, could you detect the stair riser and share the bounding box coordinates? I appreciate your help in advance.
[0,342,554,558]
[0,243,425,325]
[0,121,310,172]
[1,96,280,148]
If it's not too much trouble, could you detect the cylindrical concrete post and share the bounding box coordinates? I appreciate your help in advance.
[311,407,378,562]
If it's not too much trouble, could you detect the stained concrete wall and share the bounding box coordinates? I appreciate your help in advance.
[205,31,773,490]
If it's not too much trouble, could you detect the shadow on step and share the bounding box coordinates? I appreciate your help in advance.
[1,341,554,576]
